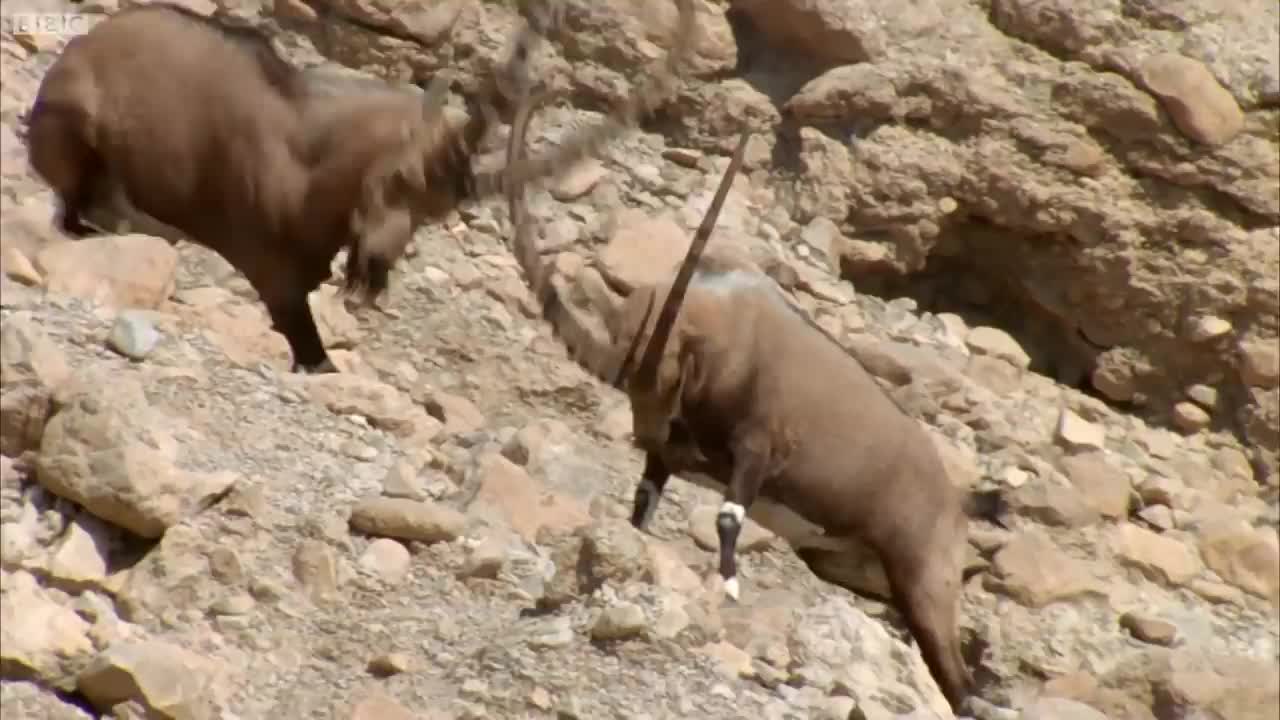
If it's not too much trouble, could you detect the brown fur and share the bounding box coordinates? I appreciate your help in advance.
[26,0,699,372]
[505,115,981,714]
[24,2,474,372]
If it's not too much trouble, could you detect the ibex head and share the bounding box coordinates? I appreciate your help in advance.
[623,129,752,452]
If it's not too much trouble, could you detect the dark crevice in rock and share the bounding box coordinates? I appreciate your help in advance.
[842,217,1267,450]
[840,218,1126,408]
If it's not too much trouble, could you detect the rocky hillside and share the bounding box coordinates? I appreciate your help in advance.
[1,1,1278,719]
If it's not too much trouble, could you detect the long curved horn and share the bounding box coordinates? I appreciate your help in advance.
[473,0,700,199]
[505,80,620,384]
[631,128,752,391]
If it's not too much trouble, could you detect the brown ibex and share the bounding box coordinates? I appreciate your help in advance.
[504,99,995,714]
[26,0,699,373]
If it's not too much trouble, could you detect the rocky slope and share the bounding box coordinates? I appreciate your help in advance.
[1,1,1278,719]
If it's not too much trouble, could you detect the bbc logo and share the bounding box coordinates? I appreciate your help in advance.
[2,12,96,37]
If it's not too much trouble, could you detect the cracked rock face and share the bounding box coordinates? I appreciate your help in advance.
[1,1,1276,719]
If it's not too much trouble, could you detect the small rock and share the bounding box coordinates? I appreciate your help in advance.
[3,247,42,285]
[697,640,753,680]
[653,599,691,639]
[1135,428,1178,459]
[367,652,413,677]
[1209,447,1256,491]
[1059,452,1131,519]
[1198,517,1280,605]
[797,216,842,269]
[380,461,427,501]
[36,235,178,310]
[76,640,214,718]
[1238,339,1280,388]
[290,374,441,441]
[1001,466,1030,488]
[1091,362,1136,402]
[107,311,161,360]
[1188,578,1245,605]
[591,602,648,641]
[423,391,486,436]
[359,538,412,585]
[599,208,691,292]
[1056,409,1106,450]
[1111,524,1202,587]
[36,378,239,539]
[1119,611,1178,646]
[662,147,702,168]
[349,497,466,544]
[647,542,703,594]
[349,692,416,720]
[1137,504,1175,531]
[0,572,95,683]
[275,0,318,22]
[1140,53,1244,146]
[466,452,590,542]
[1171,401,1211,433]
[988,529,1105,607]
[45,512,114,589]
[459,535,507,579]
[292,539,341,600]
[551,157,608,201]
[1017,697,1108,720]
[209,593,255,616]
[1187,315,1232,342]
[966,326,1031,369]
[529,687,553,710]
[816,696,857,720]
[1186,384,1218,408]
[309,285,361,349]
[1136,476,1190,509]
[967,354,1023,396]
[526,617,575,649]
[596,403,632,440]
[1007,479,1101,528]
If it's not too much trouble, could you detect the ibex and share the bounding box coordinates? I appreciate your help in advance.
[26,0,699,373]
[504,98,994,714]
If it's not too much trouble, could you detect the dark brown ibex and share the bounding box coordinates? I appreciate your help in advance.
[26,0,699,372]
[504,99,991,714]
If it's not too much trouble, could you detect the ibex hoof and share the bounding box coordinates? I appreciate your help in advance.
[295,357,339,375]
[723,576,740,602]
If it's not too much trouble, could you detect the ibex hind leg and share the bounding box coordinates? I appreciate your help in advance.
[883,539,974,715]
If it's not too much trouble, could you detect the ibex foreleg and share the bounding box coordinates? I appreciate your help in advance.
[717,430,772,602]
[630,452,672,531]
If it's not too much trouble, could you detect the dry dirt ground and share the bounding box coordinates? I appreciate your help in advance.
[1,1,1278,719]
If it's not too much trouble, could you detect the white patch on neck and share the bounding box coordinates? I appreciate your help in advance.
[692,269,769,298]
